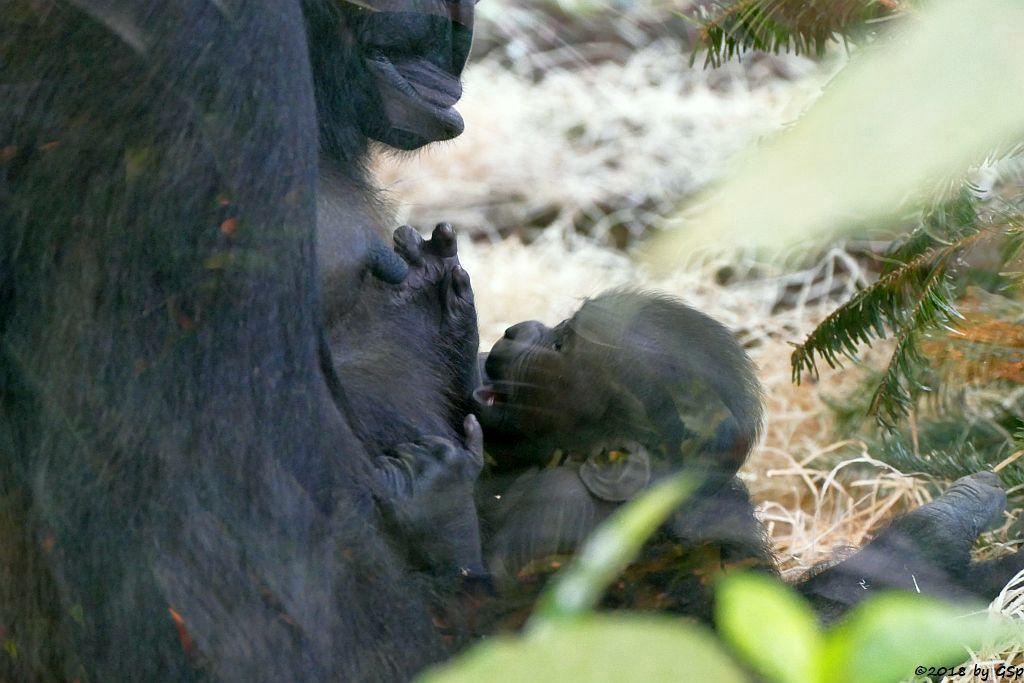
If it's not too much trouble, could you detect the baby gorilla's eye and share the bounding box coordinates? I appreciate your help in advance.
[552,339,563,352]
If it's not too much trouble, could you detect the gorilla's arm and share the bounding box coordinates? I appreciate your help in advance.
[797,472,1024,622]
[321,216,485,578]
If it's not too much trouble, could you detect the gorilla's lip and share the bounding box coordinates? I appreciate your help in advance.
[365,52,465,145]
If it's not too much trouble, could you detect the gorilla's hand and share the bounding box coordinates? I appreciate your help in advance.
[374,415,486,578]
[393,222,480,407]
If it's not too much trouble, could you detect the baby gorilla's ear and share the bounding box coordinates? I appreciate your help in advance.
[578,442,652,502]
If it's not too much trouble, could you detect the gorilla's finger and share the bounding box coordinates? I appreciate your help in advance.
[462,414,484,465]
[450,264,472,300]
[393,224,424,265]
[429,222,457,258]
[367,242,409,284]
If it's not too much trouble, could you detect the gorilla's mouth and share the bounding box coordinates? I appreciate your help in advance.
[473,356,512,426]
[473,385,505,408]
[365,52,465,148]
[473,383,513,432]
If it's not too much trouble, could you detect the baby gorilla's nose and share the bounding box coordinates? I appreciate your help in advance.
[503,320,545,343]
[485,321,547,381]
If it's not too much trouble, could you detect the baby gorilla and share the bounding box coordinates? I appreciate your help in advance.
[473,290,766,594]
[471,293,1024,627]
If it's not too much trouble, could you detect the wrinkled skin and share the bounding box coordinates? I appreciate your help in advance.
[327,223,481,458]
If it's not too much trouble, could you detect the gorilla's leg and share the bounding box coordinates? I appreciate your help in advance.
[797,472,1013,622]
[669,477,776,574]
[481,472,775,625]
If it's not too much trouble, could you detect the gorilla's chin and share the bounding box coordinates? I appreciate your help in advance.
[365,53,465,149]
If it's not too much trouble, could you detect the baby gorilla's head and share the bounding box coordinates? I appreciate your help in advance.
[473,290,763,479]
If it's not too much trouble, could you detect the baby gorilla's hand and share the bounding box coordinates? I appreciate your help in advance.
[374,415,486,577]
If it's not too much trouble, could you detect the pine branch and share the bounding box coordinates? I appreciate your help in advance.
[693,0,900,68]
[875,438,1024,490]
[826,373,1024,486]
[791,238,966,380]
[791,229,998,429]
[866,261,955,428]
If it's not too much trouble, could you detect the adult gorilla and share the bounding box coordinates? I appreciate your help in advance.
[0,1,479,681]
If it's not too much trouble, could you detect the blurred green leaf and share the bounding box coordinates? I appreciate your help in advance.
[821,593,1022,683]
[529,473,698,626]
[417,615,748,683]
[652,0,1024,260]
[716,573,823,683]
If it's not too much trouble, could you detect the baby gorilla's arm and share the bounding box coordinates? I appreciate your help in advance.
[374,415,487,579]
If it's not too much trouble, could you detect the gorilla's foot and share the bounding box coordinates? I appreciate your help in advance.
[885,472,1006,564]
[797,472,1008,621]
[394,222,460,289]
[392,222,479,406]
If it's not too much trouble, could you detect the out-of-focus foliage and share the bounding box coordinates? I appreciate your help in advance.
[717,573,820,683]
[652,0,1024,256]
[424,568,1022,683]
[718,573,1023,683]
[695,0,901,67]
[417,615,746,683]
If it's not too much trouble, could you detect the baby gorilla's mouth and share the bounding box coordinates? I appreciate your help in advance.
[473,385,505,408]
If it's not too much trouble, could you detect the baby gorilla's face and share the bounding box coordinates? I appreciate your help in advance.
[475,319,598,439]
[473,300,642,465]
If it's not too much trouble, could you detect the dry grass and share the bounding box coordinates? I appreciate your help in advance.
[376,37,830,246]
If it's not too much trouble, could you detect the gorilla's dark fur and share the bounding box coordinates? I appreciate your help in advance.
[473,291,1024,623]
[0,1,480,680]
[476,290,763,475]
[2,1,1023,680]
